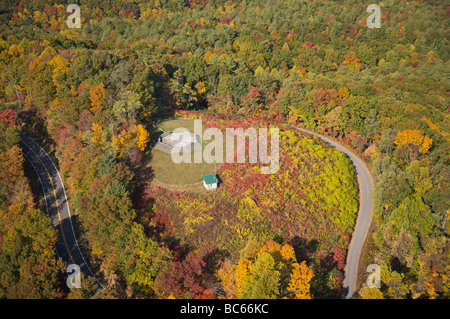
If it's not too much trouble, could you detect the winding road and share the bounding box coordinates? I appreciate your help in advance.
[19,132,103,292]
[291,126,373,299]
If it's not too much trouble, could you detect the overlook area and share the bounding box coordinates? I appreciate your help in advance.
[149,118,216,192]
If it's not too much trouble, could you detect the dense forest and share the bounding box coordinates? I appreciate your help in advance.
[0,0,448,299]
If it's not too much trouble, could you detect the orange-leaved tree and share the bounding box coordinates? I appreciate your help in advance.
[89,82,106,114]
[287,261,314,299]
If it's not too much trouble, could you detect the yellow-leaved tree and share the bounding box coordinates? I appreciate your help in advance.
[91,123,103,145]
[48,55,71,74]
[113,123,150,157]
[338,87,351,99]
[394,129,432,163]
[137,124,150,151]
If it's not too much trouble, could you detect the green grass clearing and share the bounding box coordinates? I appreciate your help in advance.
[148,119,219,192]
[157,119,197,133]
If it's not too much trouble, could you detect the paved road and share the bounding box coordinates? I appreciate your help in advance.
[19,132,103,292]
[291,126,373,299]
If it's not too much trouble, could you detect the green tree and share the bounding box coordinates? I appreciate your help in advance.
[110,60,133,90]
[341,96,371,133]
[240,252,280,299]
[0,210,64,298]
[372,155,412,216]
[122,223,171,295]
[364,109,380,141]
[112,89,142,125]
[387,195,434,239]
[128,67,156,118]
[378,128,397,154]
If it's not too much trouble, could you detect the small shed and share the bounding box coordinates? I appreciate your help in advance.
[202,174,218,191]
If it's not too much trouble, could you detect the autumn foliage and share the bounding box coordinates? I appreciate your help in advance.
[113,123,150,157]
[394,129,432,163]
[89,82,106,114]
[1,0,448,300]
[218,239,314,299]
[143,113,358,297]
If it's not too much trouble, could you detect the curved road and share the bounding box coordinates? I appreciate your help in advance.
[291,126,373,299]
[19,132,103,292]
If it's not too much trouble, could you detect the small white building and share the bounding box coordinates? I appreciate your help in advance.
[202,174,218,191]
[167,131,201,153]
[155,130,201,154]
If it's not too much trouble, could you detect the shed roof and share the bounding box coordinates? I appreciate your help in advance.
[202,173,218,185]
